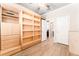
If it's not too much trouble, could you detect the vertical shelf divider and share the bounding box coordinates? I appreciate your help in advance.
[19,10,23,49]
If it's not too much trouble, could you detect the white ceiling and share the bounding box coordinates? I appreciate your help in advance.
[18,3,70,15]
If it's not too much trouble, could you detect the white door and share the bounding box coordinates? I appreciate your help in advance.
[50,22,54,38]
[42,20,47,41]
[54,16,70,45]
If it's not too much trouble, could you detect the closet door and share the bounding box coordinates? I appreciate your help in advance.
[54,16,70,45]
[42,20,47,41]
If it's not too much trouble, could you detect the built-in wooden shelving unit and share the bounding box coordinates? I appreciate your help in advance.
[21,9,41,49]
[33,15,41,41]
[0,4,41,56]
[0,4,22,56]
[21,12,34,48]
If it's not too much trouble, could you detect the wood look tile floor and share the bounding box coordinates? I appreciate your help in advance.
[13,39,70,56]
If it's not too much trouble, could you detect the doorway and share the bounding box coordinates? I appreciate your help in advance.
[50,22,54,39]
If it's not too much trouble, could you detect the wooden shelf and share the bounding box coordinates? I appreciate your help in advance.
[22,13,32,20]
[23,26,33,31]
[34,24,40,26]
[22,11,33,17]
[34,26,40,30]
[34,18,40,22]
[22,39,41,48]
[22,23,33,26]
[23,18,32,21]
[34,34,40,36]
[22,35,33,39]
[34,15,40,19]
[34,34,40,35]
[34,35,40,40]
[34,20,40,23]
[34,20,40,22]
[23,30,33,32]
[34,29,40,31]
[23,37,33,43]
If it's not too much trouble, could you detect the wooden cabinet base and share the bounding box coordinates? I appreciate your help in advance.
[0,40,41,56]
[22,39,41,50]
[0,46,21,56]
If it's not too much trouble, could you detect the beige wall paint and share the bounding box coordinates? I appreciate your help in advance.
[43,3,79,55]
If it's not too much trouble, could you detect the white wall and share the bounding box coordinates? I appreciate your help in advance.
[43,4,79,55]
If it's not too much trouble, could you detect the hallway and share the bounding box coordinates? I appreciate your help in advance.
[14,39,69,56]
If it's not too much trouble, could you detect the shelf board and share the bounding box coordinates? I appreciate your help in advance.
[34,24,40,26]
[33,34,41,36]
[34,20,40,23]
[34,19,40,22]
[23,18,32,21]
[34,15,40,19]
[22,23,33,26]
[22,14,32,20]
[34,20,40,22]
[22,35,33,39]
[34,34,40,36]
[23,11,33,17]
[34,26,40,27]
[22,39,41,46]
[23,30,33,32]
[34,29,40,31]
